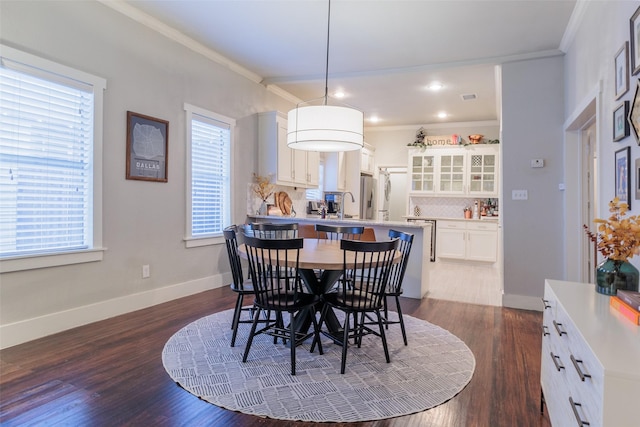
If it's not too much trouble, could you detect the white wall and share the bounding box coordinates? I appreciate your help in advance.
[0,1,295,347]
[563,1,640,276]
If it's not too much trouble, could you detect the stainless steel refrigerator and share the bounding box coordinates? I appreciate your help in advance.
[360,175,376,220]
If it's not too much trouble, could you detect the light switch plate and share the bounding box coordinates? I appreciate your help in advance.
[512,189,528,200]
[531,159,544,168]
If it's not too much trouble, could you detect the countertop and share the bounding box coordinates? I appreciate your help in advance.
[403,215,499,223]
[247,214,432,229]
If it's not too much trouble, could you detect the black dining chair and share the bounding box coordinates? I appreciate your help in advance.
[313,238,399,374]
[242,235,323,375]
[315,224,364,241]
[247,222,298,239]
[381,229,414,345]
[223,225,268,347]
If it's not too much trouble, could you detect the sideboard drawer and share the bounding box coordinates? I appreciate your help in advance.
[541,280,640,427]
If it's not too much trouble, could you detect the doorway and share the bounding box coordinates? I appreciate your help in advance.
[564,86,599,282]
[378,166,407,222]
[582,121,597,283]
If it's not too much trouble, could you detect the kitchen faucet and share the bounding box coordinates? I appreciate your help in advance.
[340,191,355,220]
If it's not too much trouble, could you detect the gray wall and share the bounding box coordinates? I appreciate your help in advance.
[0,0,294,344]
[501,57,565,306]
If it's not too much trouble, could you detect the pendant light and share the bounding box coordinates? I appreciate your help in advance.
[287,0,364,152]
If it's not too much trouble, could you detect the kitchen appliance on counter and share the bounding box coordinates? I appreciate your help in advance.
[360,175,376,220]
[323,192,342,215]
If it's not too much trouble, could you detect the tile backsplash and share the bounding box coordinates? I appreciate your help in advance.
[247,184,307,217]
[410,196,499,219]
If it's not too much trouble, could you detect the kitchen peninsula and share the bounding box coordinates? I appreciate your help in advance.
[247,215,431,299]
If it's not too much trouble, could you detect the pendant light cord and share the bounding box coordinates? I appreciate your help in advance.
[323,0,331,105]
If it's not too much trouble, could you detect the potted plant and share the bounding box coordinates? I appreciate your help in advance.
[584,197,640,295]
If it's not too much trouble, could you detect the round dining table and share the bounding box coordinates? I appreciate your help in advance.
[238,238,399,344]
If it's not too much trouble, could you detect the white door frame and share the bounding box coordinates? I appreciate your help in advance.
[564,82,602,282]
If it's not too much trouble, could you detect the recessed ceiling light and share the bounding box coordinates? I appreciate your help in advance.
[428,82,444,91]
[368,116,380,123]
[333,91,345,98]
[437,112,447,119]
[461,93,477,101]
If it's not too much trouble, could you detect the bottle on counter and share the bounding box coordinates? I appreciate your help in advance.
[473,201,479,219]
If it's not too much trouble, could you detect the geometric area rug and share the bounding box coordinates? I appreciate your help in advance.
[162,308,475,423]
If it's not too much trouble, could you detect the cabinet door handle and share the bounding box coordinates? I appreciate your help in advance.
[553,320,567,336]
[542,325,550,337]
[550,351,565,372]
[542,299,551,309]
[569,397,590,426]
[570,355,592,382]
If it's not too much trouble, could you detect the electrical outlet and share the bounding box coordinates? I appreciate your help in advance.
[142,264,150,278]
[512,189,528,200]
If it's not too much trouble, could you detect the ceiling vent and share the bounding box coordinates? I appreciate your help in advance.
[460,93,477,101]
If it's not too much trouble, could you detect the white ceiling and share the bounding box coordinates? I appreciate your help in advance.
[121,0,577,127]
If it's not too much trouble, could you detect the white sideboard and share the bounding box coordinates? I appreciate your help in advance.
[541,280,640,427]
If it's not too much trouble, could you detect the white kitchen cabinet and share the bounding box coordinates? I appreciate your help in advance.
[258,111,318,188]
[541,280,640,427]
[324,151,357,192]
[436,220,498,262]
[360,143,375,175]
[408,145,499,197]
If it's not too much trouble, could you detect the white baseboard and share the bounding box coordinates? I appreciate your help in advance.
[0,273,230,349]
[502,293,543,311]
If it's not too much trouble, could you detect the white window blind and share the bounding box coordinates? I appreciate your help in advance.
[0,64,94,258]
[190,112,231,237]
[306,161,324,200]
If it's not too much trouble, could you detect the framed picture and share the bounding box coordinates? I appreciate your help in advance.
[632,6,640,75]
[615,42,629,99]
[630,79,640,144]
[614,101,630,141]
[636,158,640,200]
[615,146,631,208]
[126,111,169,182]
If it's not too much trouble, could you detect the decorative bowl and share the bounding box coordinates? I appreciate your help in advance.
[468,134,483,144]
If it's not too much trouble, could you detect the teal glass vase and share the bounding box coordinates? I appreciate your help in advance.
[595,258,640,295]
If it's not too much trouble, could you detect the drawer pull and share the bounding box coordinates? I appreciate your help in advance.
[542,299,551,309]
[569,397,590,426]
[550,352,565,372]
[542,325,550,336]
[553,320,567,336]
[570,355,592,382]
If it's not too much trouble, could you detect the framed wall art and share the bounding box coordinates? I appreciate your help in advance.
[615,42,629,99]
[615,146,631,208]
[636,158,640,200]
[630,79,640,144]
[126,111,169,182]
[614,101,630,141]
[632,5,640,75]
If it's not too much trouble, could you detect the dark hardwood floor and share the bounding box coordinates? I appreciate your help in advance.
[0,287,551,426]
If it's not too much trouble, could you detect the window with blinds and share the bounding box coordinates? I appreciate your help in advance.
[0,57,96,258]
[186,104,233,240]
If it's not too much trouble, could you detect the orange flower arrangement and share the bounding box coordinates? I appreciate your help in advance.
[584,197,640,261]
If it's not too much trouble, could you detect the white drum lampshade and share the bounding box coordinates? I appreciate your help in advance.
[287,105,364,152]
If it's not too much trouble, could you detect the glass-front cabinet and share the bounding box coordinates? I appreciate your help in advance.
[438,153,465,193]
[468,151,496,195]
[410,154,435,192]
[408,145,499,197]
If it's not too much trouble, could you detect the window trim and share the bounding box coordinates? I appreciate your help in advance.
[0,45,106,272]
[183,103,234,248]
